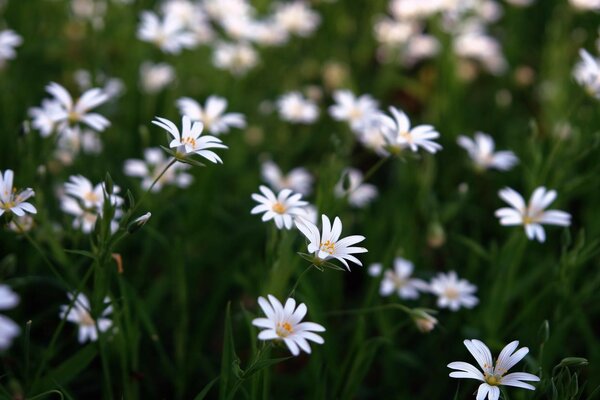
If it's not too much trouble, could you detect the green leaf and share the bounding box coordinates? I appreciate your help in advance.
[244,356,291,378]
[219,302,240,400]
[39,345,97,388]
[453,234,490,260]
[193,377,219,400]
[64,249,96,260]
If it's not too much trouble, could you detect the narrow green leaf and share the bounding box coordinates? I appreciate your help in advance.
[39,345,97,388]
[193,377,219,400]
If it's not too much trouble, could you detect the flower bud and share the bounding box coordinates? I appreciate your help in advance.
[411,309,438,333]
[127,212,151,234]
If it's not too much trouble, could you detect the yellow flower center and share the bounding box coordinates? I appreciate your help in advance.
[444,287,459,300]
[276,321,293,337]
[320,240,335,255]
[400,131,413,143]
[181,137,197,149]
[68,111,80,123]
[272,202,286,214]
[484,373,502,386]
[79,310,96,326]
[84,191,100,203]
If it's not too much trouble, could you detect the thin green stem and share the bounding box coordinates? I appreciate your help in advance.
[127,158,176,218]
[287,264,315,298]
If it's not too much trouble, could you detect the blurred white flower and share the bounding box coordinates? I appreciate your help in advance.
[0,284,20,350]
[152,115,228,163]
[379,257,428,299]
[261,160,313,196]
[0,29,22,67]
[54,127,103,165]
[251,185,308,230]
[381,106,442,154]
[8,214,35,233]
[505,0,536,6]
[295,214,367,270]
[373,17,417,47]
[329,90,379,132]
[334,168,378,208]
[177,96,246,135]
[457,132,518,171]
[356,114,389,156]
[0,169,37,218]
[368,262,383,277]
[277,92,319,124]
[124,147,192,192]
[252,295,325,356]
[402,34,440,66]
[137,11,197,54]
[569,0,600,10]
[389,0,443,20]
[574,49,600,99]
[59,293,113,343]
[203,0,252,22]
[448,339,540,400]
[140,62,175,94]
[273,1,320,37]
[495,187,571,243]
[29,99,64,137]
[429,271,478,311]
[454,27,507,75]
[212,42,258,76]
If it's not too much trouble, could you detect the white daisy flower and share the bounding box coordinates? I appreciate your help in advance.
[45,82,111,132]
[152,115,228,164]
[0,29,23,66]
[261,160,313,196]
[570,0,600,11]
[0,284,20,350]
[124,147,192,192]
[457,132,518,171]
[379,257,428,300]
[448,339,540,400]
[251,185,308,230]
[273,1,320,37]
[574,49,600,99]
[0,169,37,218]
[295,214,367,270]
[380,106,442,154]
[59,293,113,343]
[137,11,197,54]
[334,168,378,208]
[429,271,478,311]
[329,90,379,132]
[276,92,319,124]
[139,62,175,94]
[176,96,246,135]
[212,42,258,76]
[28,99,65,137]
[252,295,325,356]
[495,187,571,243]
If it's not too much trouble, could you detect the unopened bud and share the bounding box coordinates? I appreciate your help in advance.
[127,212,151,234]
[412,309,438,333]
[427,222,446,248]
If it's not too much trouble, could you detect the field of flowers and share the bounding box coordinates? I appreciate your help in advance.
[1,0,600,398]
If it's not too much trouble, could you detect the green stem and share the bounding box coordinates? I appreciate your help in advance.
[287,264,315,298]
[127,158,176,219]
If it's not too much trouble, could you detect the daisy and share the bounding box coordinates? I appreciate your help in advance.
[573,49,600,99]
[45,82,111,132]
[252,295,325,356]
[379,257,428,300]
[495,187,571,242]
[139,62,175,94]
[457,132,518,171]
[0,29,23,67]
[28,99,65,137]
[152,115,228,163]
[429,271,478,311]
[273,2,320,37]
[124,147,193,192]
[276,92,319,124]
[251,185,308,230]
[212,42,258,76]
[295,214,367,270]
[329,90,379,132]
[59,293,113,343]
[334,168,378,208]
[176,96,246,135]
[380,106,442,154]
[0,284,20,350]
[137,11,197,54]
[261,160,313,196]
[448,339,540,400]
[0,170,37,218]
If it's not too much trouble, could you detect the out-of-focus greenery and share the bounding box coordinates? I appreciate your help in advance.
[1,0,600,399]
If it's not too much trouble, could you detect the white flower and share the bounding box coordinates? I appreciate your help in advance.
[574,49,600,99]
[251,185,308,230]
[54,127,103,165]
[252,295,325,356]
[124,147,192,192]
[380,106,442,154]
[261,160,313,196]
[457,133,518,171]
[454,29,507,75]
[273,2,320,37]
[569,0,600,10]
[152,115,228,163]
[329,90,379,132]
[368,263,383,277]
[277,92,319,124]
[295,214,367,270]
[59,293,113,343]
[448,339,540,400]
[379,258,427,299]
[429,271,478,311]
[334,168,378,208]
[177,96,246,135]
[212,42,258,76]
[0,284,20,350]
[45,82,111,132]
[355,113,389,156]
[139,62,175,94]
[495,187,571,243]
[0,29,23,66]
[0,170,37,218]
[137,11,197,54]
[29,99,65,137]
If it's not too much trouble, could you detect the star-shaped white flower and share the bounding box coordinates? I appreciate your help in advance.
[457,132,518,171]
[0,169,37,218]
[277,92,319,124]
[448,339,540,400]
[495,187,571,242]
[429,271,478,311]
[329,90,379,132]
[152,115,228,163]
[261,160,313,196]
[251,185,308,230]
[295,214,367,270]
[379,257,428,299]
[252,295,325,356]
[46,82,110,132]
[137,11,197,54]
[380,106,442,154]
[177,96,246,135]
[0,284,20,350]
[574,49,600,99]
[59,293,113,343]
[334,168,378,208]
